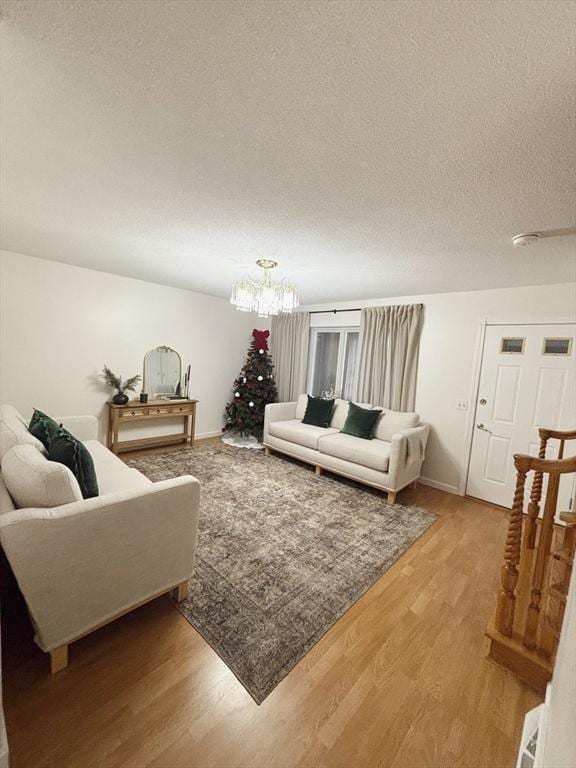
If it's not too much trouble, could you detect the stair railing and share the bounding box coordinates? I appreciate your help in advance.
[494,429,576,665]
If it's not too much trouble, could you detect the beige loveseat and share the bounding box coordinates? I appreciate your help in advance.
[0,405,200,673]
[264,395,430,504]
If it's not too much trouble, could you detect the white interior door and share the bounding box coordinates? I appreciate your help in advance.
[467,324,576,513]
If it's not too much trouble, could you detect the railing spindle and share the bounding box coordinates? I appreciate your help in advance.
[525,434,548,550]
[523,471,560,650]
[495,462,527,637]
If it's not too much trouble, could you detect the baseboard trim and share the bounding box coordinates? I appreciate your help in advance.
[195,430,222,440]
[418,477,461,496]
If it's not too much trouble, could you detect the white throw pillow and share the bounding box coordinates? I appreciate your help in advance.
[0,405,46,462]
[1,444,82,509]
[330,399,350,430]
[373,409,419,442]
[0,478,16,516]
[0,404,27,428]
[295,394,308,420]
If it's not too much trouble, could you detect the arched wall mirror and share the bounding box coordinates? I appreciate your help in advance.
[143,346,182,398]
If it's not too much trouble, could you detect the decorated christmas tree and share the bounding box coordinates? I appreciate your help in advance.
[223,329,277,439]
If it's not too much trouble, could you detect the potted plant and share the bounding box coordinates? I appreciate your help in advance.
[101,366,142,405]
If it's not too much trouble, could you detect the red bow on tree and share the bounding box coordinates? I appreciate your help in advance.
[253,328,270,352]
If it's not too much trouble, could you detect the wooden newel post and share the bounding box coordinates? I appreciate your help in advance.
[525,433,548,550]
[495,461,527,637]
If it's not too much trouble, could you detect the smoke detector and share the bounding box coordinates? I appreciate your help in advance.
[512,233,539,248]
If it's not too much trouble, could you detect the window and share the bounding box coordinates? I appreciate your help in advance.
[307,328,359,399]
[500,337,525,354]
[542,337,572,356]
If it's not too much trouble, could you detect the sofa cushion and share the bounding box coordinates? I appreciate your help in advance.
[97,466,152,496]
[1,444,83,508]
[83,439,128,471]
[29,409,61,449]
[318,432,391,472]
[48,428,99,499]
[302,396,335,428]
[0,405,46,461]
[373,409,419,442]
[341,402,382,440]
[268,419,338,450]
[83,440,152,495]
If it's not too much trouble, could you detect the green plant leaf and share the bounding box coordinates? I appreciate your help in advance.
[122,374,142,392]
[101,365,122,392]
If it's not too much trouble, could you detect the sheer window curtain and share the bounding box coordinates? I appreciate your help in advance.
[270,312,310,402]
[357,304,423,411]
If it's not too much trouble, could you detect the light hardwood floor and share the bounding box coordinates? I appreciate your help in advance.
[1,448,541,768]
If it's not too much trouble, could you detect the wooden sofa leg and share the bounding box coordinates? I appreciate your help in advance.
[387,491,397,505]
[173,581,189,603]
[315,465,322,477]
[264,446,271,457]
[50,644,69,674]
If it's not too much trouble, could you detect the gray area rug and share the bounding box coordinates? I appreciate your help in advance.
[127,443,436,703]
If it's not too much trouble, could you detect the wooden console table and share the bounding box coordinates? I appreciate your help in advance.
[107,399,198,455]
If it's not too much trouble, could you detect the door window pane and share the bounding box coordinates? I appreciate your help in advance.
[543,338,572,356]
[310,332,340,397]
[500,337,525,354]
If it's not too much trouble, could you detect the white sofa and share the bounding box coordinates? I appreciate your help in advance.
[264,395,430,504]
[0,405,200,673]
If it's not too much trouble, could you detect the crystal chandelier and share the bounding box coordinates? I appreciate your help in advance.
[230,259,299,318]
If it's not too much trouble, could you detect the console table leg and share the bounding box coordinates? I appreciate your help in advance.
[112,416,119,455]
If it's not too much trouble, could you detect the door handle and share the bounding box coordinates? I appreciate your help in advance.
[476,423,508,439]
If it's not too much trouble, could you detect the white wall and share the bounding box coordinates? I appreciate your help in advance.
[0,250,261,440]
[300,282,576,493]
[2,250,574,492]
[536,563,576,768]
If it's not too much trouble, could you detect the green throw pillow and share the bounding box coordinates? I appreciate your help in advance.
[48,428,99,499]
[341,402,382,440]
[29,409,61,449]
[302,395,335,428]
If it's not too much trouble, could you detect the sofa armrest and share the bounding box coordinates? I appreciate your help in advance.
[57,415,99,442]
[264,401,297,440]
[400,424,430,461]
[388,424,430,488]
[0,476,200,651]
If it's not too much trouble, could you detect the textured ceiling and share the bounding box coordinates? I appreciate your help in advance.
[1,0,575,303]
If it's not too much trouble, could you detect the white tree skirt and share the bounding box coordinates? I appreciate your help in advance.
[221,433,264,450]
